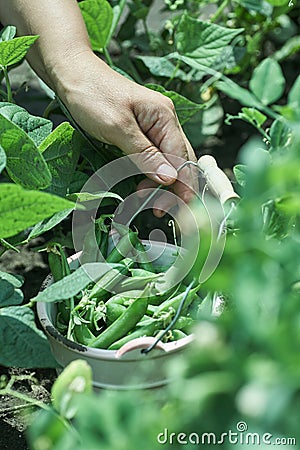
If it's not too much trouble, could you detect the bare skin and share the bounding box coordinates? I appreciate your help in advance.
[0,0,197,216]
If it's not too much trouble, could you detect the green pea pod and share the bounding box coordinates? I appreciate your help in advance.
[99,231,108,260]
[48,249,64,282]
[81,227,103,264]
[106,303,126,326]
[107,286,176,307]
[173,315,194,332]
[115,270,161,292]
[154,286,200,317]
[51,360,92,419]
[57,301,70,323]
[73,322,96,346]
[106,289,144,305]
[89,296,148,349]
[131,237,154,272]
[88,259,133,300]
[170,329,187,341]
[106,230,138,263]
[108,319,164,350]
[48,244,70,281]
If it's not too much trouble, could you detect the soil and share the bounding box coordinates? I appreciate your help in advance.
[0,240,57,450]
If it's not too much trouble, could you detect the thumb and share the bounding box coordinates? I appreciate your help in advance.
[115,129,178,185]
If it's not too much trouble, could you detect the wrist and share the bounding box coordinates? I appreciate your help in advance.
[46,48,99,99]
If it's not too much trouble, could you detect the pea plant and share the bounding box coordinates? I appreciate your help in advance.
[0,0,299,447]
[26,86,300,450]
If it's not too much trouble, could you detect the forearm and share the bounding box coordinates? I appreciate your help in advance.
[0,0,96,92]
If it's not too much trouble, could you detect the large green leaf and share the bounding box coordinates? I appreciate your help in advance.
[66,191,123,203]
[137,56,187,81]
[79,0,113,52]
[0,103,53,146]
[0,114,51,189]
[31,263,122,303]
[0,35,39,67]
[0,306,58,367]
[27,208,75,241]
[39,123,81,197]
[0,184,75,239]
[146,84,205,125]
[249,58,285,105]
[216,79,261,108]
[175,14,243,67]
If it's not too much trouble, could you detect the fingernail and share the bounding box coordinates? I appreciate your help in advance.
[157,164,177,183]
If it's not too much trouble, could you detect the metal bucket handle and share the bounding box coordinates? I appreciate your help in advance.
[115,334,194,358]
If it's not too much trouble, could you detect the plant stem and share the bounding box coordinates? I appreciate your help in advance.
[210,0,230,22]
[0,380,78,438]
[165,60,181,88]
[2,66,13,102]
[103,47,113,67]
[143,18,151,44]
[0,387,50,412]
[43,99,58,119]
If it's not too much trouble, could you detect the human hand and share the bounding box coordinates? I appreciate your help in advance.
[57,52,197,216]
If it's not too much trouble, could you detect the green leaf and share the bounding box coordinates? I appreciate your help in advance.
[0,306,58,368]
[288,75,300,113]
[79,0,113,52]
[0,276,23,307]
[239,0,273,15]
[0,270,23,288]
[0,114,52,189]
[39,123,81,197]
[31,263,121,303]
[0,146,6,173]
[0,184,75,239]
[66,191,123,203]
[0,102,53,146]
[273,36,300,62]
[233,164,247,187]
[175,14,243,67]
[107,0,126,43]
[68,171,90,194]
[262,198,293,240]
[27,208,74,241]
[0,35,39,67]
[240,107,267,127]
[137,56,187,81]
[269,119,292,151]
[249,58,285,105]
[267,0,286,5]
[146,83,205,125]
[0,26,17,42]
[216,79,261,108]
